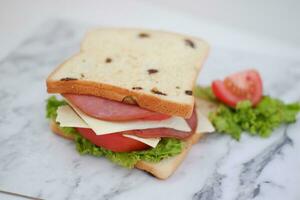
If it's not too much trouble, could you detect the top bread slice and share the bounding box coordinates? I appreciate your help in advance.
[47,28,209,118]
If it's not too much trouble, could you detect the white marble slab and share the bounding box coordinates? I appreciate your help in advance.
[0,20,299,200]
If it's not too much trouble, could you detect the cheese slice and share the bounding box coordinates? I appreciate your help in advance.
[56,105,87,128]
[65,100,191,135]
[56,105,160,147]
[195,109,215,133]
[122,135,160,147]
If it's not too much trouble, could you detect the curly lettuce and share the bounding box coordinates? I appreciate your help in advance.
[195,86,300,140]
[76,135,182,168]
[46,96,183,168]
[46,96,67,120]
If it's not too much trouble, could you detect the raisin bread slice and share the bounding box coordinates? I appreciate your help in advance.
[47,28,209,118]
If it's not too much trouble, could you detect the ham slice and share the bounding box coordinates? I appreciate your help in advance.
[63,94,170,121]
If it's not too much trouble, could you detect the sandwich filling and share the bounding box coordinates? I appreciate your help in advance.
[63,94,197,139]
[46,95,214,168]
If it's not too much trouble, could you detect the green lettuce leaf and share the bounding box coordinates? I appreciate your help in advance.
[75,135,182,168]
[60,126,80,138]
[46,96,183,168]
[46,96,78,138]
[46,96,67,120]
[194,86,300,140]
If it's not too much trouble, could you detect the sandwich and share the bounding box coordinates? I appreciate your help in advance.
[46,28,215,179]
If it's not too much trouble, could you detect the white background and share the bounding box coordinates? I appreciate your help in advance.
[0,0,299,60]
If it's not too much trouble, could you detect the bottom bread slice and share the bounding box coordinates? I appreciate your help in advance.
[135,132,202,179]
[49,120,202,179]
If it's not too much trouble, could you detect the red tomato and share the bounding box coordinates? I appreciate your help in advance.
[212,69,263,107]
[76,128,150,152]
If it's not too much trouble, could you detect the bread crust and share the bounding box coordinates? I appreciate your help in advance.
[50,120,75,140]
[46,79,194,118]
[49,120,202,179]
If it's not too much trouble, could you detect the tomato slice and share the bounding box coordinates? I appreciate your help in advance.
[76,128,150,152]
[212,69,263,107]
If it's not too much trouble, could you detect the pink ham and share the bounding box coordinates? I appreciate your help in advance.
[63,94,170,121]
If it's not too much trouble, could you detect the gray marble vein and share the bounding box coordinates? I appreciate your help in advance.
[192,138,233,200]
[0,19,299,200]
[236,127,292,200]
[193,172,225,200]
